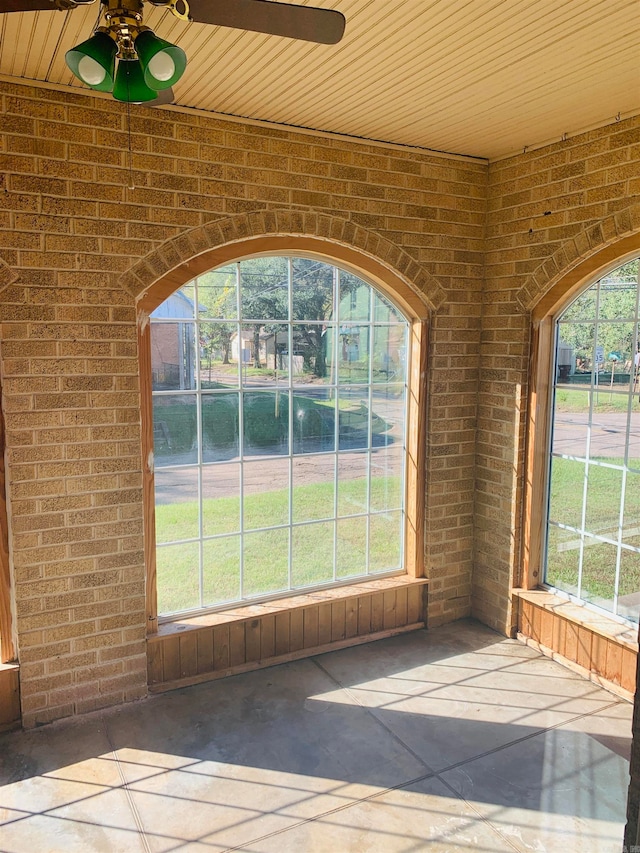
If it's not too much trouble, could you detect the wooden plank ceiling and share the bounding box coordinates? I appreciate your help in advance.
[1,0,639,159]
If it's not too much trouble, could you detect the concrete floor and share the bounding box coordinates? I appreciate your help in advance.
[0,619,632,852]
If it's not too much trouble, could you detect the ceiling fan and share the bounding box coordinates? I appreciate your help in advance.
[0,0,346,104]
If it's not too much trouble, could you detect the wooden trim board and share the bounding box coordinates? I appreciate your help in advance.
[0,664,20,730]
[514,589,637,695]
[148,576,427,691]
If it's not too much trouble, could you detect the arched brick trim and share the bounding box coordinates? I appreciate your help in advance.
[517,199,640,314]
[118,210,446,314]
[0,256,19,295]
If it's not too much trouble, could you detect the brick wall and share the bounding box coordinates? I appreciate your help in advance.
[477,116,640,633]
[2,79,638,725]
[0,82,486,725]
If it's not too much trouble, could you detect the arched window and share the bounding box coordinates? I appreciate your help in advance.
[544,258,640,622]
[148,256,411,618]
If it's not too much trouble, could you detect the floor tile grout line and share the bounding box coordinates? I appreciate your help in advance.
[311,655,439,775]
[434,774,524,853]
[102,712,153,853]
[311,653,624,776]
[218,655,626,853]
[309,640,616,721]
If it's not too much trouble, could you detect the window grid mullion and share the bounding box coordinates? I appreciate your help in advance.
[333,267,341,582]
[194,276,205,609]
[365,287,374,575]
[236,262,245,601]
[287,257,294,592]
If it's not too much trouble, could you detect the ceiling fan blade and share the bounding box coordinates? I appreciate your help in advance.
[0,0,59,11]
[148,87,175,107]
[187,0,345,44]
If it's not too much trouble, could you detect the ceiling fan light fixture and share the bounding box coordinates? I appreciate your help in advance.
[65,31,117,92]
[135,29,187,90]
[113,58,159,103]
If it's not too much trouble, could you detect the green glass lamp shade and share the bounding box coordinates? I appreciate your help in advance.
[65,32,117,92]
[135,30,187,90]
[113,59,159,103]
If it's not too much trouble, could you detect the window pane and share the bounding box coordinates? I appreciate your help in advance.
[545,525,580,596]
[292,389,336,453]
[155,467,199,544]
[262,323,290,383]
[243,458,289,530]
[338,326,370,384]
[336,516,367,578]
[241,257,288,322]
[551,392,589,458]
[243,391,288,456]
[337,451,368,516]
[598,285,636,321]
[202,463,240,536]
[370,447,403,512]
[292,324,334,386]
[338,389,371,450]
[199,322,239,389]
[372,384,404,449]
[197,266,238,320]
[593,323,634,412]
[151,322,196,391]
[581,536,617,614]
[548,457,584,532]
[372,324,407,383]
[373,292,403,324]
[203,536,240,606]
[623,472,640,546]
[202,392,239,462]
[369,512,402,572]
[153,395,197,466]
[589,417,627,461]
[292,522,334,587]
[339,271,370,321]
[292,455,335,523]
[157,542,200,614]
[557,324,595,378]
[240,323,278,377]
[618,548,640,623]
[243,528,289,596]
[292,259,334,322]
[584,465,623,540]
[561,289,597,322]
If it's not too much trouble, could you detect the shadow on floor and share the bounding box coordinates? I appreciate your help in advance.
[0,619,631,853]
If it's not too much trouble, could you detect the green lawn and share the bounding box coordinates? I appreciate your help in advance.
[156,476,402,614]
[555,386,640,414]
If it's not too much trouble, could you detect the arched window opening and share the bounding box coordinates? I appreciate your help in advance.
[545,258,640,623]
[149,256,410,618]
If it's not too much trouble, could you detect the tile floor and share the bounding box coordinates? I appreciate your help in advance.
[0,619,632,852]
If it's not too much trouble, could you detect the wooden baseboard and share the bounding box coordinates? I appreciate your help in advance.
[148,576,428,692]
[150,622,425,694]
